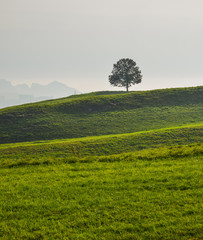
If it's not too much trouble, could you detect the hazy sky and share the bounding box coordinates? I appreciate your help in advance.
[0,0,202,92]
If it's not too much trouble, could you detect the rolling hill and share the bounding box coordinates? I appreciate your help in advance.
[0,124,202,168]
[0,86,202,144]
[0,86,203,239]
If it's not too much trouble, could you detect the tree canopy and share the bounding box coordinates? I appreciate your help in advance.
[109,58,142,92]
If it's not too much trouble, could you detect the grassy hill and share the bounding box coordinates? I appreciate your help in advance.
[0,124,202,168]
[0,86,203,239]
[0,86,202,143]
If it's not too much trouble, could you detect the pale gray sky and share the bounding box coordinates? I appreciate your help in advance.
[0,0,202,92]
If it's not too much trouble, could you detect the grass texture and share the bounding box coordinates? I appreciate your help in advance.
[0,124,202,168]
[0,86,202,143]
[0,144,202,239]
[0,87,202,239]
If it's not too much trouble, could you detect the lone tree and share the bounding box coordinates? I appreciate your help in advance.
[109,58,142,92]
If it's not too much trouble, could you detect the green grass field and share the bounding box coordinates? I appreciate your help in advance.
[0,124,202,168]
[0,87,202,239]
[0,144,202,239]
[0,86,202,143]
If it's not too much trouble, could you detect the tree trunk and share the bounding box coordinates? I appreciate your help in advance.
[126,84,129,92]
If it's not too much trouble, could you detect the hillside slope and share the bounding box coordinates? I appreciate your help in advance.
[0,86,202,143]
[0,124,202,168]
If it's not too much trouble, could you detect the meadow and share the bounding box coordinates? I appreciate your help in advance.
[0,87,202,239]
[0,124,202,168]
[0,86,202,143]
[0,143,202,239]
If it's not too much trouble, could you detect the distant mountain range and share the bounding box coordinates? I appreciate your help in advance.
[0,79,80,108]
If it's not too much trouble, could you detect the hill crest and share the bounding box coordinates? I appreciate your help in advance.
[0,86,202,144]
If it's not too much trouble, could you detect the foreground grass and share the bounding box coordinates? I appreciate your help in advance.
[0,145,202,239]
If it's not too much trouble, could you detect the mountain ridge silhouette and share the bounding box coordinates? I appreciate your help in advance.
[0,79,80,108]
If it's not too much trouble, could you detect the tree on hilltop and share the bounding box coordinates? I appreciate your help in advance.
[109,58,142,92]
